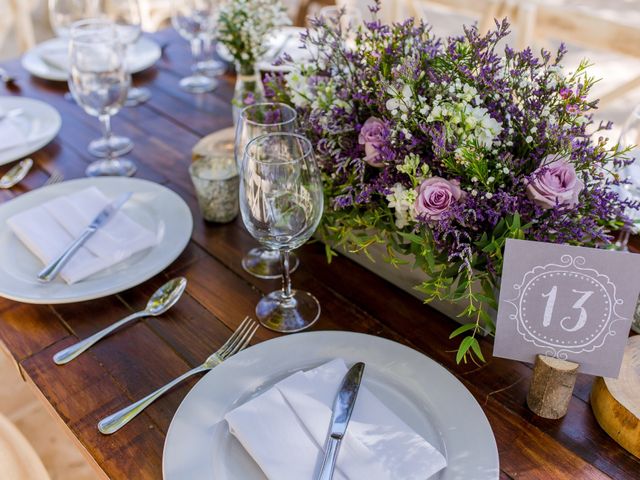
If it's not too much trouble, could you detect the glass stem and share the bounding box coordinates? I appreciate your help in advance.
[190,38,202,74]
[617,229,631,251]
[280,249,293,299]
[99,114,113,158]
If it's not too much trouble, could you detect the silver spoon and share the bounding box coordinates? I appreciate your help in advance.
[0,158,33,189]
[53,277,188,365]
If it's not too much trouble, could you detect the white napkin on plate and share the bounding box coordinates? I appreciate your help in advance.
[7,186,158,284]
[39,46,69,72]
[0,118,28,151]
[225,359,447,480]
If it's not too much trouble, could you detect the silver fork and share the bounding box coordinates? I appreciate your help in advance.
[43,170,64,187]
[97,317,259,434]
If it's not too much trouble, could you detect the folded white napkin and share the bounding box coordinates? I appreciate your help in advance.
[7,186,158,284]
[225,359,447,480]
[0,118,28,152]
[39,47,69,72]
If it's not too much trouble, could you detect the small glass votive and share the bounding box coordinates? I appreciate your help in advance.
[189,155,239,223]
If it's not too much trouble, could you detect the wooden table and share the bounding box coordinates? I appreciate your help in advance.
[0,28,637,480]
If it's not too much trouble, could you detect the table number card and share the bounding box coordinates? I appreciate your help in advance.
[493,239,640,377]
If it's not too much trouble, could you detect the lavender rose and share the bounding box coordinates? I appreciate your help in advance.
[526,156,584,209]
[358,117,386,167]
[414,177,465,221]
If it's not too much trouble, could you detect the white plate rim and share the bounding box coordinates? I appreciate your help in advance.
[21,36,161,82]
[162,331,500,480]
[0,97,61,166]
[0,176,192,304]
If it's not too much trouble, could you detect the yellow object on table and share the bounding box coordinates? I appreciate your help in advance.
[591,335,640,459]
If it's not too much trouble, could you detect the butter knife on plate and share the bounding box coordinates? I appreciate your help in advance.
[316,362,366,480]
[37,192,132,282]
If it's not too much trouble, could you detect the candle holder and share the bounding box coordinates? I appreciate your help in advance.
[189,154,239,223]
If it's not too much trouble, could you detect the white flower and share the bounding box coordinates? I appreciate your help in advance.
[386,183,416,229]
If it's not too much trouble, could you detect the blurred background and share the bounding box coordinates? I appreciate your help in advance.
[1,0,639,478]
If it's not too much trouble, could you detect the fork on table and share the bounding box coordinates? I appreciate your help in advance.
[97,317,259,434]
[43,170,64,187]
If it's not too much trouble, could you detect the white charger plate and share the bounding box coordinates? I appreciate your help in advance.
[163,331,499,480]
[0,177,192,304]
[0,97,61,166]
[22,36,161,82]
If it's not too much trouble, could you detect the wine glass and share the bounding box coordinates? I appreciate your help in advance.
[171,0,221,93]
[102,0,151,106]
[235,103,299,279]
[615,104,640,250]
[69,19,136,176]
[196,35,227,78]
[49,0,100,37]
[240,133,324,332]
[318,5,363,35]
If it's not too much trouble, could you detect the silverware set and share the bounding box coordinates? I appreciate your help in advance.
[51,276,259,434]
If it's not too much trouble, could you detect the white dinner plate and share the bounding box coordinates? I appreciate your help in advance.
[163,331,499,480]
[0,177,192,304]
[22,36,161,82]
[0,97,61,166]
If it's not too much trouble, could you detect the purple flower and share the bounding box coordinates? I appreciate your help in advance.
[358,117,386,167]
[526,156,584,209]
[415,177,465,220]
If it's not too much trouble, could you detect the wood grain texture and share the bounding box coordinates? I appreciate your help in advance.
[0,28,637,479]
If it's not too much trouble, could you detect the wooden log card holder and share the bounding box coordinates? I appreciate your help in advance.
[526,354,579,419]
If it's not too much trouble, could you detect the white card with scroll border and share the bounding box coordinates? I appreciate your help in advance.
[493,239,640,377]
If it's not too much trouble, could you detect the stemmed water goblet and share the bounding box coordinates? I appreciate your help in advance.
[240,133,324,332]
[102,0,151,106]
[615,104,640,250]
[69,19,136,176]
[48,0,100,37]
[171,0,222,93]
[317,5,362,41]
[235,102,299,278]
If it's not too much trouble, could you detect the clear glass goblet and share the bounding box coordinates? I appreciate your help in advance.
[69,19,136,176]
[615,104,640,250]
[103,0,151,106]
[235,102,299,279]
[240,133,324,332]
[171,0,221,93]
[48,0,100,37]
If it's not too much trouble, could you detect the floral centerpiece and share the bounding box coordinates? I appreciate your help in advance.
[216,0,290,117]
[267,5,638,362]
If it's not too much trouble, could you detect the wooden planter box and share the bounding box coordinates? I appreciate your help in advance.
[333,242,484,326]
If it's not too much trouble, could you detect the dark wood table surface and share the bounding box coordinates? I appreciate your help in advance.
[0,28,638,480]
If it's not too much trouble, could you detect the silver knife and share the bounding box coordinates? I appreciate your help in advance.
[37,192,132,282]
[316,362,366,480]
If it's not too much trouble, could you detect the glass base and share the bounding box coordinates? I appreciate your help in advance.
[256,289,321,333]
[88,135,133,158]
[195,59,226,77]
[242,248,299,279]
[85,158,136,177]
[179,75,218,93]
[125,87,151,107]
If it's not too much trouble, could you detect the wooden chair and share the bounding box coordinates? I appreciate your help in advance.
[509,2,640,107]
[6,0,37,53]
[0,413,50,480]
